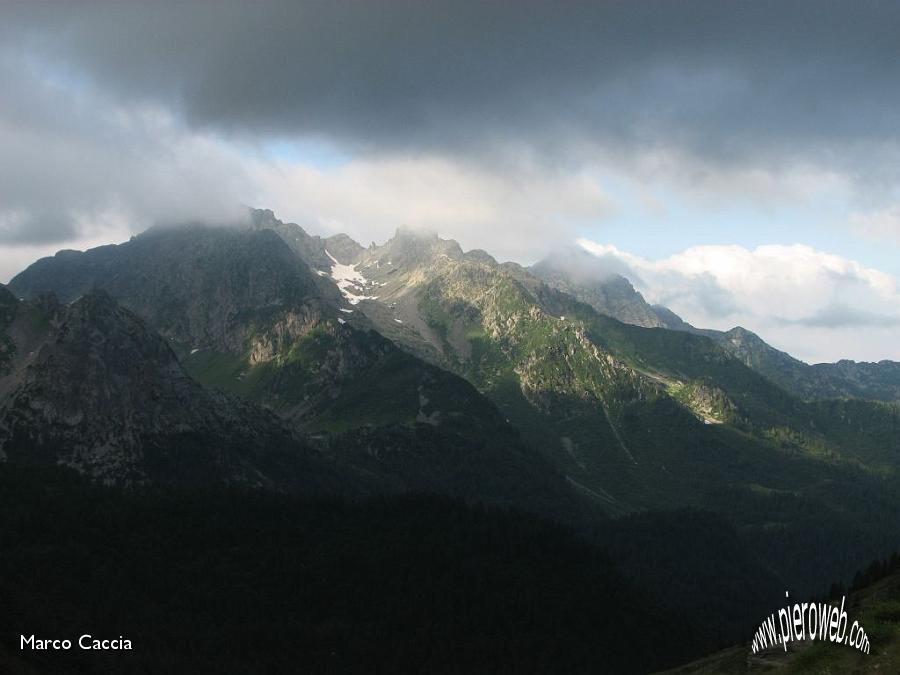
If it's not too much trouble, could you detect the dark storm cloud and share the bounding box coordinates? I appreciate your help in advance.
[4,0,900,169]
[3,0,900,250]
[0,36,253,248]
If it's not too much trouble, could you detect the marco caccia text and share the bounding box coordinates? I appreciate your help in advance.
[21,634,132,650]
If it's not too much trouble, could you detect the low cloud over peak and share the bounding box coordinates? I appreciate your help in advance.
[577,239,900,363]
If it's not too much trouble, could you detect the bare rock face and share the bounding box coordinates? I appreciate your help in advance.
[4,224,577,515]
[248,208,364,270]
[529,247,665,329]
[0,288,340,491]
[11,223,333,351]
[6,221,502,432]
[8,223,361,414]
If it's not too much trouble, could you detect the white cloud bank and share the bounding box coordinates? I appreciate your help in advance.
[577,239,900,364]
[251,157,611,263]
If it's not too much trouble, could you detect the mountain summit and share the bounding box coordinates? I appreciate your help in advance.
[530,247,665,328]
[7,209,900,602]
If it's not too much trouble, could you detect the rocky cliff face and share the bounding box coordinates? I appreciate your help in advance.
[250,208,364,269]
[9,224,384,417]
[11,223,336,351]
[6,224,581,516]
[0,289,342,491]
[9,222,511,431]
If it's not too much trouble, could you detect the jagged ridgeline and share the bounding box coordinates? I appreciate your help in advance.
[532,245,900,403]
[1,224,582,519]
[6,209,900,620]
[153,209,900,596]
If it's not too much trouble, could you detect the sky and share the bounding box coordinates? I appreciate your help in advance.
[1,1,900,363]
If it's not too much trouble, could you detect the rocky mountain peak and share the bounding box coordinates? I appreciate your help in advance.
[380,227,464,264]
[249,207,279,228]
[9,223,340,356]
[530,247,664,328]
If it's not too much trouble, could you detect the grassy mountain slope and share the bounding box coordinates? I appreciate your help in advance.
[6,227,583,517]
[269,224,900,599]
[702,324,900,403]
[531,250,900,403]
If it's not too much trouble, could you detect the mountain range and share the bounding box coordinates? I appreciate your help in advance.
[2,223,584,519]
[531,246,900,402]
[4,207,900,670]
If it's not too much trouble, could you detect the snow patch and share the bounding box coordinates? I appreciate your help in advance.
[326,250,378,305]
[394,318,404,324]
[339,308,354,314]
[190,348,200,355]
[337,318,346,325]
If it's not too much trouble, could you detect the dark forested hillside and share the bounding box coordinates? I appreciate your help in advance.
[0,464,701,675]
